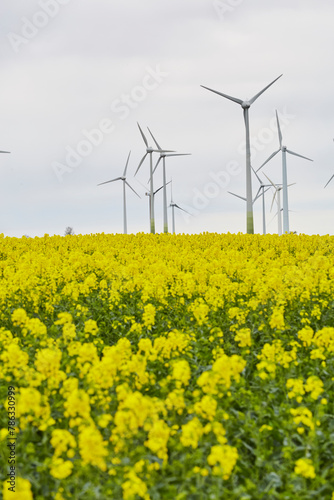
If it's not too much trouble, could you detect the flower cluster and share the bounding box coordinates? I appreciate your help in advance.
[0,233,334,498]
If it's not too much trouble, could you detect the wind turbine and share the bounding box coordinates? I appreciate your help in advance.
[201,74,282,234]
[97,151,140,234]
[147,128,191,234]
[141,181,171,229]
[169,179,191,234]
[252,168,272,235]
[257,110,313,234]
[263,173,295,236]
[135,123,173,234]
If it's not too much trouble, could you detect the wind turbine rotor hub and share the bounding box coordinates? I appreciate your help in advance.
[282,145,287,151]
[147,147,154,153]
[242,101,250,109]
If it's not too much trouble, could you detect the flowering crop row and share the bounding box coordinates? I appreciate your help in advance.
[0,233,334,499]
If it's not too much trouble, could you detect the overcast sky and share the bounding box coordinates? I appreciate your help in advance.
[1,0,333,237]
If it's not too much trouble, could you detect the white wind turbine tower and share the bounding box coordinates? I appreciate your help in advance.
[135,123,173,234]
[252,168,272,235]
[228,184,269,233]
[263,173,283,235]
[257,110,313,234]
[169,179,191,234]
[97,151,140,234]
[264,173,295,236]
[147,128,191,234]
[141,181,171,229]
[201,74,282,234]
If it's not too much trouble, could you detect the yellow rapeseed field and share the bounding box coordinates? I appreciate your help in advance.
[0,233,334,499]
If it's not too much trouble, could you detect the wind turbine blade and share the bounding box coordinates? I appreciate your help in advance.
[0,151,10,153]
[275,110,283,148]
[97,177,122,186]
[147,127,162,151]
[152,149,175,153]
[153,179,172,196]
[135,178,149,191]
[175,204,191,215]
[324,174,334,188]
[154,184,164,195]
[249,74,283,105]
[287,182,296,187]
[123,150,131,177]
[257,149,280,172]
[252,166,263,185]
[137,122,148,148]
[270,190,278,212]
[135,153,148,176]
[263,172,277,189]
[125,180,141,198]
[153,155,163,175]
[254,186,262,202]
[286,149,313,162]
[228,191,246,202]
[164,153,191,158]
[201,85,243,105]
[268,212,278,225]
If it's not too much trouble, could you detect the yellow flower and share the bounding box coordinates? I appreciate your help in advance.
[79,426,108,471]
[171,359,191,387]
[207,444,238,480]
[194,395,217,421]
[142,303,156,329]
[189,299,209,326]
[290,407,314,431]
[11,308,28,327]
[51,429,76,457]
[180,417,203,449]
[304,376,323,400]
[259,424,273,432]
[286,378,305,400]
[35,347,62,378]
[235,328,252,347]
[3,477,33,500]
[97,414,112,428]
[122,470,150,500]
[144,419,170,462]
[84,319,99,336]
[50,458,74,479]
[294,458,316,479]
[269,307,285,331]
